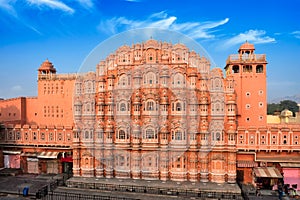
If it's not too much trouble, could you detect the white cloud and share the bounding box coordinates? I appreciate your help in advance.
[26,0,74,14]
[149,10,168,19]
[291,31,300,39]
[76,0,93,9]
[0,0,17,17]
[222,29,275,48]
[98,11,229,40]
[11,85,22,91]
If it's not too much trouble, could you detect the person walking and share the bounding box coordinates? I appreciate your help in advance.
[278,182,283,200]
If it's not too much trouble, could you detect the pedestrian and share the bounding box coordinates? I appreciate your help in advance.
[278,182,283,200]
[256,188,261,196]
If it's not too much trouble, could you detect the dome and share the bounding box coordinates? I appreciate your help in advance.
[280,109,293,117]
[38,59,56,73]
[144,39,159,49]
[239,41,255,51]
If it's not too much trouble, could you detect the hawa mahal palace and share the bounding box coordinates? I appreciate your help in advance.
[0,39,299,188]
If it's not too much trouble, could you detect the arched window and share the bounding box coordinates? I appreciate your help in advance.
[216,132,221,141]
[176,102,181,111]
[86,103,90,112]
[118,130,127,139]
[172,101,185,112]
[173,73,185,87]
[144,72,156,84]
[119,74,128,86]
[120,103,126,111]
[145,129,157,139]
[232,65,239,73]
[175,130,182,140]
[146,101,155,111]
[85,131,89,139]
[172,130,185,140]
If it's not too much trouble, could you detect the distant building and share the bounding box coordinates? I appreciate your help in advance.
[0,40,299,188]
[226,43,300,189]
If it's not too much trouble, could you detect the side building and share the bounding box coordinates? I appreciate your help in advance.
[0,59,75,174]
[226,42,300,190]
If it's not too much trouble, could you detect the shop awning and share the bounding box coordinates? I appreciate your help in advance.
[21,152,38,157]
[254,167,283,178]
[280,163,300,168]
[3,150,21,155]
[37,152,60,159]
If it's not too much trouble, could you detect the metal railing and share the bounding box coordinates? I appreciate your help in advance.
[66,181,243,199]
[42,191,137,200]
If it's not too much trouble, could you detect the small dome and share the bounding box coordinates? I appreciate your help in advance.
[38,59,56,73]
[239,41,255,51]
[281,109,293,117]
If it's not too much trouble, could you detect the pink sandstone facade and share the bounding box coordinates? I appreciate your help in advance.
[0,40,299,188]
[73,40,237,183]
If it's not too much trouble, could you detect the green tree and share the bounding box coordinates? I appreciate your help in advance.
[267,100,299,116]
[279,100,299,116]
[267,103,280,115]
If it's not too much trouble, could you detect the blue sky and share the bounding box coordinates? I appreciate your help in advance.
[0,0,299,101]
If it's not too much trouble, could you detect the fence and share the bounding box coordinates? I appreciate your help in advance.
[36,173,71,199]
[65,181,242,199]
[42,191,137,200]
[36,174,243,199]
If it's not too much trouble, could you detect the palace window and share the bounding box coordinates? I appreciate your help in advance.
[176,102,182,111]
[172,73,185,87]
[146,100,156,111]
[145,129,157,139]
[144,72,157,85]
[172,101,185,112]
[201,133,207,140]
[49,132,53,141]
[67,133,71,141]
[97,131,103,139]
[190,133,196,140]
[41,132,45,140]
[120,103,126,111]
[85,131,89,139]
[16,132,21,140]
[232,65,239,73]
[243,65,252,72]
[229,134,235,141]
[256,65,263,73]
[283,140,287,144]
[107,132,112,139]
[215,132,221,141]
[33,132,37,140]
[8,131,13,140]
[118,130,127,140]
[172,130,185,140]
[25,132,28,140]
[58,132,62,141]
